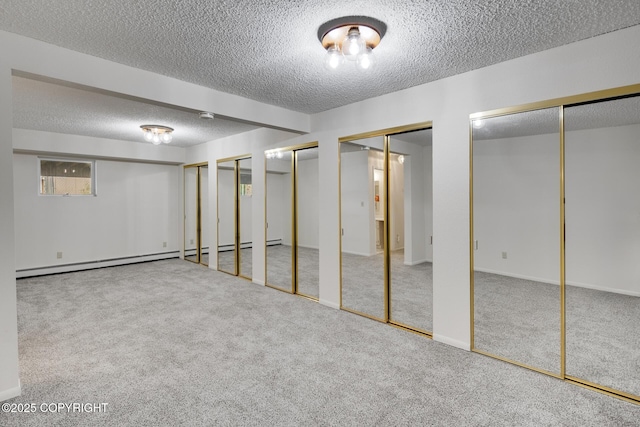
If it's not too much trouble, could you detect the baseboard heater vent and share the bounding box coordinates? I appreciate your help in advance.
[16,251,180,278]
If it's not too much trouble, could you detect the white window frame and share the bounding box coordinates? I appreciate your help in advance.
[38,157,97,196]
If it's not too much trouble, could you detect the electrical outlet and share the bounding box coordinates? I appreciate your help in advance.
[502,251,507,259]
[163,242,167,248]
[56,251,63,259]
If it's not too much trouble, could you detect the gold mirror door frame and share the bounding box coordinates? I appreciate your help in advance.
[184,163,208,266]
[470,83,640,405]
[339,122,433,336]
[265,142,319,300]
[217,155,252,279]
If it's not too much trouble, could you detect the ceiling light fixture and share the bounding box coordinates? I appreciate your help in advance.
[199,111,215,120]
[318,16,386,71]
[140,125,173,145]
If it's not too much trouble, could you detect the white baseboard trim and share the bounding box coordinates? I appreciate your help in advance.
[297,244,319,250]
[16,252,180,278]
[474,267,559,286]
[474,267,640,297]
[433,334,470,351]
[253,279,265,286]
[319,299,340,310]
[565,280,640,297]
[404,258,430,266]
[341,250,377,257]
[0,383,21,402]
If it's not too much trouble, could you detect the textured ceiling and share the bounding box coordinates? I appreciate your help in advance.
[12,76,260,147]
[2,1,640,115]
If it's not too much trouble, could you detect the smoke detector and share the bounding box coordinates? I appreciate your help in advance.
[199,111,215,120]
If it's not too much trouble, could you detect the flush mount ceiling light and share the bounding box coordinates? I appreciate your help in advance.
[318,16,387,71]
[140,125,173,145]
[199,111,215,120]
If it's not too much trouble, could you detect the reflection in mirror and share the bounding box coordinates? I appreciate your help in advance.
[266,150,293,292]
[340,138,385,320]
[184,166,198,263]
[296,147,320,299]
[388,129,433,333]
[200,165,209,266]
[217,160,236,274]
[238,158,252,279]
[565,95,640,398]
[473,107,561,374]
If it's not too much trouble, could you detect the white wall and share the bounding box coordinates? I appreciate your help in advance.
[473,123,640,297]
[297,155,320,249]
[266,172,287,243]
[340,149,372,256]
[565,124,640,295]
[0,62,20,402]
[216,165,236,247]
[13,153,181,272]
[473,132,560,283]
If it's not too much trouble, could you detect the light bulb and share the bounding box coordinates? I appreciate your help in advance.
[276,151,283,159]
[324,44,344,70]
[356,46,375,71]
[143,130,153,141]
[152,134,161,145]
[342,27,365,61]
[161,132,172,144]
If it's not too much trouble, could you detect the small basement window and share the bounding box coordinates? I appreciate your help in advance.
[39,158,96,196]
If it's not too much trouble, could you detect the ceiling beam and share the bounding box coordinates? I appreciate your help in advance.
[0,30,310,135]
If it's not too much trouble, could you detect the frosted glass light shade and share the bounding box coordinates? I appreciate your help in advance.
[342,28,365,61]
[356,46,375,71]
[324,44,345,70]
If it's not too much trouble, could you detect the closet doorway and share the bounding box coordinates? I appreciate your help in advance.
[184,163,209,266]
[265,143,319,300]
[217,155,253,279]
[339,123,433,335]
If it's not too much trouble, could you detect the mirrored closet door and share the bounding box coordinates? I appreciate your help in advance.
[340,137,386,320]
[564,95,640,401]
[471,108,562,376]
[265,144,319,299]
[339,123,433,334]
[217,155,252,279]
[200,164,209,266]
[238,158,253,279]
[184,163,208,266]
[295,146,320,299]
[388,129,433,333]
[266,149,294,292]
